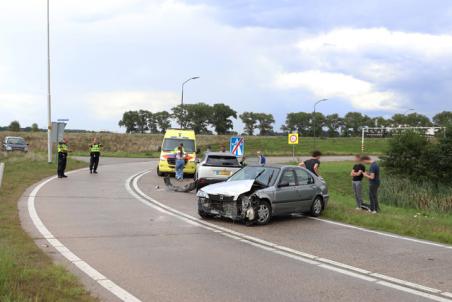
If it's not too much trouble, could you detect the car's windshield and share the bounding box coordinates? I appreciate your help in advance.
[228,166,279,186]
[7,137,26,145]
[162,138,195,152]
[206,155,240,167]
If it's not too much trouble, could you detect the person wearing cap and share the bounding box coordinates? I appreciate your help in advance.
[57,138,69,178]
[89,137,103,174]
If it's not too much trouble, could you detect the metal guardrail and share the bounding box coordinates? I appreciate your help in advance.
[0,162,4,188]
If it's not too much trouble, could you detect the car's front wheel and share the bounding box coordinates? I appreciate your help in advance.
[255,199,272,225]
[198,208,214,219]
[310,196,323,217]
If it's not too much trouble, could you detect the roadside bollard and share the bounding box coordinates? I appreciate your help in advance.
[0,162,4,188]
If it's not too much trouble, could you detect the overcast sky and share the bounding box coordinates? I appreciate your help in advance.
[1,0,452,132]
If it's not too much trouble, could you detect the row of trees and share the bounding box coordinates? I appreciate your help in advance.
[119,103,239,134]
[119,103,452,136]
[1,121,40,132]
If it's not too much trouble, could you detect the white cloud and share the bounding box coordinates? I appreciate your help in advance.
[274,70,402,110]
[0,93,44,126]
[86,91,179,119]
[297,27,452,59]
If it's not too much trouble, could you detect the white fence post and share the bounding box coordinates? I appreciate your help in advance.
[0,162,4,188]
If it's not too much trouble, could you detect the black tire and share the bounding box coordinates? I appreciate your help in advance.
[255,199,272,225]
[157,167,164,177]
[198,208,213,219]
[310,196,323,217]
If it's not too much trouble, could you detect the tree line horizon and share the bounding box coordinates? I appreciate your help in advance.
[3,103,451,136]
[117,103,452,136]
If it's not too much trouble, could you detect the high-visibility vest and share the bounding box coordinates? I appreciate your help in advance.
[58,143,68,153]
[90,144,101,152]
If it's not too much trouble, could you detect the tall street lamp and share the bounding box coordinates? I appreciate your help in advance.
[313,98,328,150]
[180,76,199,128]
[46,0,52,163]
[403,108,415,115]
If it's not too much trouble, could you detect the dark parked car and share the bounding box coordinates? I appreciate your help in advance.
[196,165,329,225]
[2,136,28,152]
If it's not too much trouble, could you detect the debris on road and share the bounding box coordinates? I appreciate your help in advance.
[163,176,197,192]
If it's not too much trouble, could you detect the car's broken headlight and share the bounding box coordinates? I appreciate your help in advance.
[196,190,209,199]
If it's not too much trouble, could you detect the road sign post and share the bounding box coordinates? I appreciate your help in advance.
[230,137,245,157]
[288,133,299,161]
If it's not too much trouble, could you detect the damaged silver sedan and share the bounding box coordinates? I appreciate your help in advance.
[196,165,329,225]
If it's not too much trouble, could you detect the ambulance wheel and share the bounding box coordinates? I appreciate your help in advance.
[157,167,164,177]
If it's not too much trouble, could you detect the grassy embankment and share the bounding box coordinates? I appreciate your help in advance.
[320,161,452,244]
[1,131,388,157]
[0,152,97,301]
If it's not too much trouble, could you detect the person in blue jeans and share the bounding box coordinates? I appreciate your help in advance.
[175,146,185,181]
[362,155,380,213]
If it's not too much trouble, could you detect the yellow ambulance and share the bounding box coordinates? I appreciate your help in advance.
[157,129,198,176]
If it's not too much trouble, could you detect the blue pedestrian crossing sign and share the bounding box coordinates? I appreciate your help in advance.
[230,137,245,157]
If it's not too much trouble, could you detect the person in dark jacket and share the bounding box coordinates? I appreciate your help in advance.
[300,150,322,177]
[57,138,69,178]
[89,137,103,174]
[362,155,380,214]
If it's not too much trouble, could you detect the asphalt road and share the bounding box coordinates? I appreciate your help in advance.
[20,158,452,302]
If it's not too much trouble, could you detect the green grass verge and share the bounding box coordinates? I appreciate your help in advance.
[0,152,97,302]
[320,161,452,244]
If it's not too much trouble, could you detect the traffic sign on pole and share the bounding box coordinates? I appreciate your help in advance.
[288,133,299,145]
[230,137,245,157]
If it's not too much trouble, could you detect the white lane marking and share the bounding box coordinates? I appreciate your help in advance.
[28,172,142,302]
[443,293,452,298]
[318,264,377,282]
[377,281,452,302]
[128,170,452,302]
[310,217,452,250]
[371,273,442,294]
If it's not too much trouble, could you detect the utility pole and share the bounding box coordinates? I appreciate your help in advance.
[313,99,328,150]
[46,0,52,163]
[180,76,199,128]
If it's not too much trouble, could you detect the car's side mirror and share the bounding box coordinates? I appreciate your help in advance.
[196,148,201,154]
[195,158,200,164]
[279,180,290,187]
[157,146,161,152]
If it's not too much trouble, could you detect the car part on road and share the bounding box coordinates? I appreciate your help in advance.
[163,175,197,192]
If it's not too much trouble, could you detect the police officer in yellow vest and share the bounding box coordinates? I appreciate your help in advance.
[57,138,69,178]
[89,137,103,174]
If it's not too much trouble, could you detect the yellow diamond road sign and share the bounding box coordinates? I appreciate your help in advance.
[288,133,299,145]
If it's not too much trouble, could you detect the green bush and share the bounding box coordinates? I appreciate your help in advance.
[382,128,452,184]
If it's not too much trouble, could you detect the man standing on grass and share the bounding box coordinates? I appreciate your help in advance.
[362,155,380,214]
[300,150,322,177]
[350,154,365,210]
[257,151,266,166]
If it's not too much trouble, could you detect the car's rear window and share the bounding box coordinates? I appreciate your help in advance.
[7,137,26,145]
[206,155,240,167]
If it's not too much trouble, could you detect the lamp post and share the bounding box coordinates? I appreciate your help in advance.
[313,98,328,150]
[46,0,52,163]
[180,76,200,128]
[403,108,414,115]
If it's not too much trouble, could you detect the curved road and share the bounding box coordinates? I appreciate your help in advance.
[19,158,452,302]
